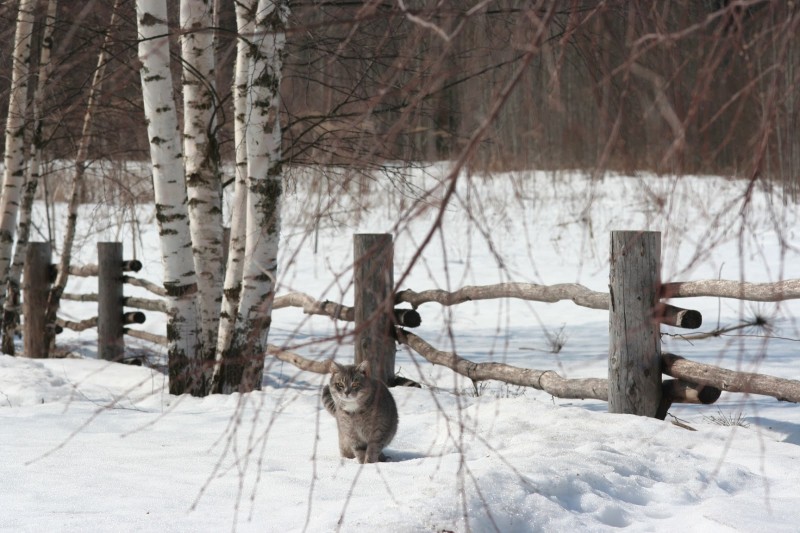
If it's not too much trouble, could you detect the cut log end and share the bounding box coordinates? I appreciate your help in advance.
[394,308,421,328]
[656,303,702,329]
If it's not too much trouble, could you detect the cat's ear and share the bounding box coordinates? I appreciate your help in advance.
[355,360,370,376]
[329,360,345,374]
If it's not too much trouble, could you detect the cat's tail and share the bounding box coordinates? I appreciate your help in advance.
[321,385,337,415]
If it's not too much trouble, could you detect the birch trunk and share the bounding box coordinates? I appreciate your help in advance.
[2,0,58,355]
[137,0,203,395]
[181,0,223,385]
[216,0,288,393]
[0,0,35,322]
[213,0,256,384]
[41,0,123,357]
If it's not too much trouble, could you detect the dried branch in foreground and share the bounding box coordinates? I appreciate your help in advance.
[395,329,608,401]
[662,353,800,403]
[662,279,800,301]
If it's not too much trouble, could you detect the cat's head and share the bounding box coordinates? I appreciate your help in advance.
[328,361,371,412]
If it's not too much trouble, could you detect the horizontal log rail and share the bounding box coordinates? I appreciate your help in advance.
[62,292,98,302]
[124,328,166,346]
[662,279,800,301]
[662,353,800,403]
[56,316,97,332]
[65,260,141,278]
[396,283,609,310]
[123,275,167,297]
[396,329,609,401]
[124,296,167,313]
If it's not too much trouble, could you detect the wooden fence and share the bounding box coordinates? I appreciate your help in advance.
[21,232,800,419]
[24,241,166,362]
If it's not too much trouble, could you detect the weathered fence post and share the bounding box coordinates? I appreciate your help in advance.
[608,231,662,416]
[354,233,395,385]
[98,242,124,361]
[23,242,52,358]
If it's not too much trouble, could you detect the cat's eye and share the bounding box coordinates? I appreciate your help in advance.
[334,383,343,391]
[351,382,360,390]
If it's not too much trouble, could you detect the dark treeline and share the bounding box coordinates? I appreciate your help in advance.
[1,0,798,196]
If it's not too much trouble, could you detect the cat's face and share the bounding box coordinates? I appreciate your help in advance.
[329,362,371,412]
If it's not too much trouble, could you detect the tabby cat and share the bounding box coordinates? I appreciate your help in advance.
[322,360,398,463]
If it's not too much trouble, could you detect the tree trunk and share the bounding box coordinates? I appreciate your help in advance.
[181,0,224,386]
[213,0,256,391]
[2,0,58,356]
[216,0,288,393]
[0,0,35,321]
[136,0,202,395]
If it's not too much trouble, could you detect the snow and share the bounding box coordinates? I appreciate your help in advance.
[2,168,800,532]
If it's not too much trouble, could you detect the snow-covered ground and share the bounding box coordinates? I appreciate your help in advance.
[2,168,799,532]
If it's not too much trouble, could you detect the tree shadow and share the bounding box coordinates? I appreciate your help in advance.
[384,449,428,462]
[752,417,800,445]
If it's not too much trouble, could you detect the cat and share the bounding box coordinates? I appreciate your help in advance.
[322,360,398,464]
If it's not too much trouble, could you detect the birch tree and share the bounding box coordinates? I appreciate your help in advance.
[0,0,35,328]
[136,0,203,395]
[213,0,256,388]
[2,0,58,355]
[181,0,224,380]
[215,0,288,393]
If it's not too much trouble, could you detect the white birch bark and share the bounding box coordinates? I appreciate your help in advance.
[136,0,203,395]
[2,0,58,355]
[0,0,35,319]
[218,0,288,393]
[181,0,223,376]
[213,0,256,386]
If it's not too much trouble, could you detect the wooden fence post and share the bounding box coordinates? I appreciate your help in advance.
[354,234,395,385]
[98,242,124,361]
[23,242,52,358]
[608,231,662,416]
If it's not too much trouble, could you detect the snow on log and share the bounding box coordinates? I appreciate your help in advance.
[396,329,608,401]
[662,353,800,403]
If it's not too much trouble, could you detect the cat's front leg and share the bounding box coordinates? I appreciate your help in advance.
[364,443,383,464]
[354,446,367,463]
